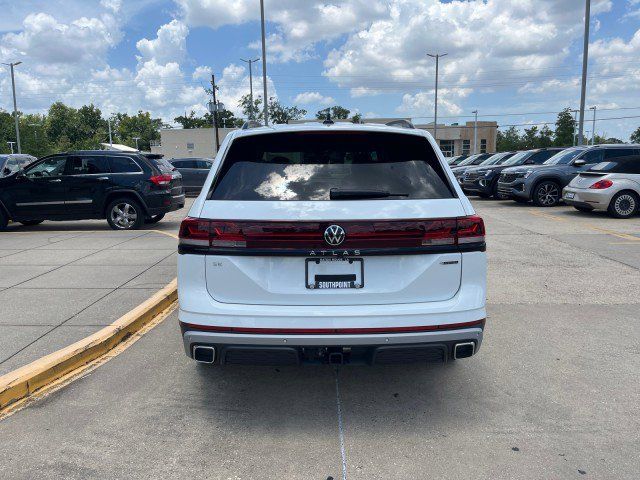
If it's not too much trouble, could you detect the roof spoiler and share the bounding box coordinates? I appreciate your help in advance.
[385,119,415,129]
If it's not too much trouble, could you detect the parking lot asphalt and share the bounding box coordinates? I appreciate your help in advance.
[0,201,191,376]
[0,199,638,479]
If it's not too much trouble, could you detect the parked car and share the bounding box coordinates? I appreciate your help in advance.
[178,122,487,366]
[497,145,640,207]
[464,148,564,198]
[452,152,510,187]
[563,154,640,218]
[0,154,37,177]
[0,150,185,230]
[169,157,213,194]
[447,154,468,166]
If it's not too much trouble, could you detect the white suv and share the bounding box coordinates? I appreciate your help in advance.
[177,122,487,365]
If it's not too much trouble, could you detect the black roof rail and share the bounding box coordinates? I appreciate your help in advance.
[385,119,415,129]
[241,120,264,130]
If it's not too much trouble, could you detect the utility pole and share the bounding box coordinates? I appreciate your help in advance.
[577,0,591,145]
[3,61,23,153]
[260,0,269,125]
[472,110,478,154]
[427,53,447,143]
[572,109,578,146]
[210,74,220,152]
[240,58,260,120]
[590,106,597,145]
[133,137,141,151]
[108,118,113,147]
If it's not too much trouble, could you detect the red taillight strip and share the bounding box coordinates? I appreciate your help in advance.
[180,319,485,335]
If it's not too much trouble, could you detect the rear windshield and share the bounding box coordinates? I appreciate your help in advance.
[209,132,455,201]
[151,158,175,174]
[589,157,640,174]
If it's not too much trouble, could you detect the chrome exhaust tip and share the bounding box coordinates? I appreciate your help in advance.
[193,345,216,364]
[454,342,475,359]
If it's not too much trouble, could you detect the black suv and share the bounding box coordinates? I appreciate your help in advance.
[0,151,185,230]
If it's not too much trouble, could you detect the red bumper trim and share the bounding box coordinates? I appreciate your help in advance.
[180,318,485,335]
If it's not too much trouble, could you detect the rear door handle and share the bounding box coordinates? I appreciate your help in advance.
[97,177,109,181]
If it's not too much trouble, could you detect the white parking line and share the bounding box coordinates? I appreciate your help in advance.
[334,367,348,480]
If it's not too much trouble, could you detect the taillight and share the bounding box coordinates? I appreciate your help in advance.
[590,179,613,189]
[179,216,485,254]
[456,215,485,245]
[149,174,172,186]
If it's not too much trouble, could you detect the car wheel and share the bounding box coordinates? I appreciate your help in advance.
[573,206,592,213]
[533,181,561,207]
[106,198,144,230]
[607,191,638,219]
[0,210,8,231]
[19,220,44,226]
[145,213,165,224]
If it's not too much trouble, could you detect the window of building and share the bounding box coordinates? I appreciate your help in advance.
[480,139,487,153]
[462,140,470,154]
[439,140,454,157]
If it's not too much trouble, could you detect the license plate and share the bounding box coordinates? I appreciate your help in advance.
[305,258,364,289]
[565,192,575,199]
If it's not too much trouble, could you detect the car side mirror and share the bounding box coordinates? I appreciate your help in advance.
[573,159,586,167]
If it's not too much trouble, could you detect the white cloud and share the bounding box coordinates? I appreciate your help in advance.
[396,88,470,117]
[293,91,334,106]
[136,19,188,64]
[215,63,277,118]
[100,0,122,13]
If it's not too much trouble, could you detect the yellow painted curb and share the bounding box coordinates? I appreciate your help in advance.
[0,279,177,410]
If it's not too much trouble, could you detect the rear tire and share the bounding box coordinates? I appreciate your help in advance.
[607,191,638,219]
[106,198,145,230]
[533,181,561,207]
[145,213,165,224]
[19,219,44,226]
[0,210,8,231]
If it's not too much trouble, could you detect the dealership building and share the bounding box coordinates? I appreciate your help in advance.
[150,119,498,159]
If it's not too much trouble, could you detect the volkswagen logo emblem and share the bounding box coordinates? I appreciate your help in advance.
[324,225,346,246]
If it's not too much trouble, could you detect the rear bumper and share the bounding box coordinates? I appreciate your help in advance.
[146,192,185,215]
[181,324,484,365]
[562,187,611,210]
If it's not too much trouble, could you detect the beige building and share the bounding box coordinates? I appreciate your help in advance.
[150,127,236,159]
[151,119,497,159]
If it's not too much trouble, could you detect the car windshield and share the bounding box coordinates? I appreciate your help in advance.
[480,153,507,166]
[501,151,530,166]
[456,154,481,166]
[544,148,584,165]
[210,131,455,201]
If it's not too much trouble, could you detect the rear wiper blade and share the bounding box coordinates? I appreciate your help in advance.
[329,188,409,200]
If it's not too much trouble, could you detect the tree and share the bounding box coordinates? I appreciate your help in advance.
[174,111,210,129]
[496,126,522,151]
[0,109,16,154]
[110,111,164,151]
[554,108,575,147]
[630,127,640,144]
[352,113,362,124]
[316,105,350,120]
[238,95,307,124]
[522,126,539,149]
[537,125,554,148]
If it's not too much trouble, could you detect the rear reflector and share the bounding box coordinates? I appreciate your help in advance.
[179,216,485,255]
[180,318,485,335]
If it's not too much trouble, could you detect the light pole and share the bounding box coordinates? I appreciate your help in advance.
[427,53,447,143]
[589,106,597,145]
[107,118,113,147]
[3,61,23,153]
[572,109,578,146]
[577,0,591,145]
[472,110,478,154]
[133,137,141,151]
[240,57,260,120]
[260,0,269,125]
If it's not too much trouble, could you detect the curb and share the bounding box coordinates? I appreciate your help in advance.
[0,279,177,410]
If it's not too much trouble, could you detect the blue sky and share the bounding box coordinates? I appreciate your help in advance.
[1,0,640,139]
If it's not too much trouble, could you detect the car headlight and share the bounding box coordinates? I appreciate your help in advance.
[523,169,534,179]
